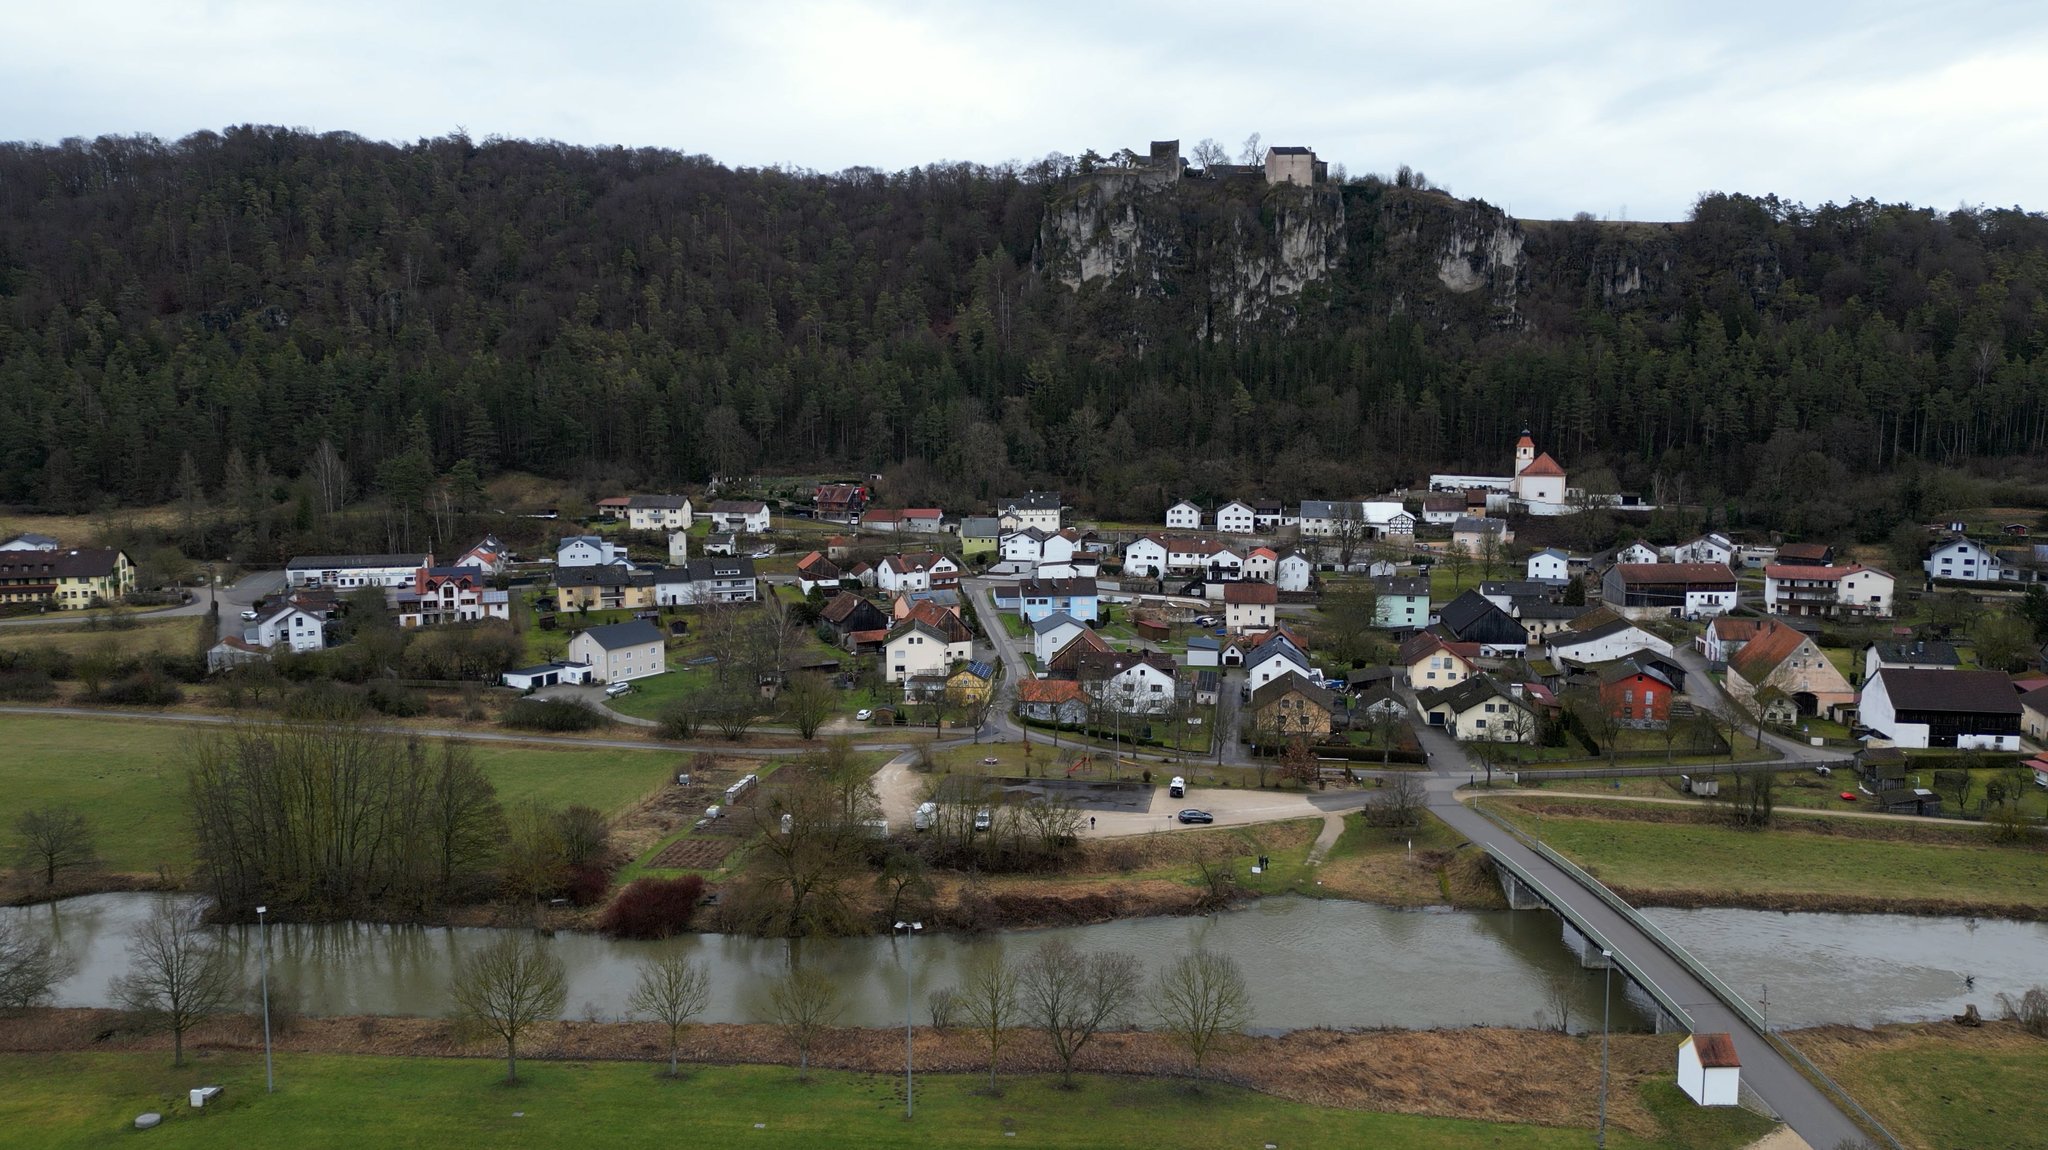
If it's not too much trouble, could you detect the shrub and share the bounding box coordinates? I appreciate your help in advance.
[1997,986,2048,1037]
[95,672,184,707]
[598,875,705,939]
[502,698,609,732]
[0,668,57,701]
[655,701,697,740]
[564,864,612,908]
[284,680,369,721]
[365,679,428,717]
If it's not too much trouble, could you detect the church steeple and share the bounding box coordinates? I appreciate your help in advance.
[1514,428,1535,476]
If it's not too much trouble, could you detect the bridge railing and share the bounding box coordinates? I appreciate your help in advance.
[1467,797,1905,1150]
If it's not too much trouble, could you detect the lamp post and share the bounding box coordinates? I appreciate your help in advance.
[256,904,273,1093]
[894,920,922,1118]
[1597,949,1612,1149]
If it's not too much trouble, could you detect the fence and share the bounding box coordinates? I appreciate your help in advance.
[1505,758,1852,783]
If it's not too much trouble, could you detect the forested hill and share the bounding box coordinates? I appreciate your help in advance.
[4,125,2048,540]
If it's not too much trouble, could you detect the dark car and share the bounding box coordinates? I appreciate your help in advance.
[1176,808,1214,824]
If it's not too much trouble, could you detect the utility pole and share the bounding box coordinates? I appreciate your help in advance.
[1597,949,1612,1149]
[257,904,274,1093]
[895,920,922,1119]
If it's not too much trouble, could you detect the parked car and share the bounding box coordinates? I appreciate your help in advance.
[913,801,937,831]
[239,609,260,620]
[855,708,873,721]
[1168,775,1186,798]
[1176,808,1214,824]
[973,808,993,832]
[604,682,634,698]
[1838,791,1858,802]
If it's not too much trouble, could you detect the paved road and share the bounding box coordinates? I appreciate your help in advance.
[1414,719,1867,1149]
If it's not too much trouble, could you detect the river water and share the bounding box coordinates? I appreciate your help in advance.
[7,894,2042,1033]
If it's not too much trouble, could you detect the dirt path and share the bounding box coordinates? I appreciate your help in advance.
[1479,787,1989,827]
[1737,1128,1811,1150]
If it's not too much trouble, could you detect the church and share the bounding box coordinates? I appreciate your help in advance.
[1427,431,1573,517]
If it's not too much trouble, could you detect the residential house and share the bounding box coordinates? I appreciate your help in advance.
[995,490,1063,533]
[1215,500,1256,533]
[820,592,889,645]
[707,500,770,534]
[948,662,996,705]
[1697,616,1765,667]
[2019,685,2048,742]
[624,494,694,532]
[285,553,429,590]
[1764,563,1894,618]
[1223,581,1277,632]
[205,636,274,673]
[1249,678,1338,742]
[1725,621,1856,719]
[452,535,510,576]
[556,536,629,569]
[814,482,868,524]
[1546,611,1675,664]
[1859,668,2022,749]
[1863,640,1960,684]
[500,661,593,691]
[863,507,944,534]
[884,618,969,684]
[1299,499,1414,540]
[877,552,960,593]
[1421,493,1465,526]
[1600,540,1660,568]
[795,552,846,596]
[392,567,510,627]
[958,517,1002,562]
[654,557,759,605]
[1180,667,1221,706]
[0,547,136,608]
[1776,542,1836,566]
[1244,634,1322,693]
[245,605,327,653]
[595,496,631,520]
[556,566,658,612]
[1526,548,1571,584]
[1924,537,2001,583]
[1251,500,1294,531]
[1598,659,1675,727]
[1185,635,1221,667]
[1418,675,1538,743]
[1242,546,1278,583]
[1451,516,1513,553]
[1437,590,1528,654]
[0,532,59,551]
[1122,534,1243,580]
[1363,501,1417,537]
[1671,534,1735,566]
[567,620,667,684]
[1371,576,1431,630]
[1031,612,1088,663]
[1165,500,1203,529]
[1602,563,1739,620]
[701,533,738,556]
[1045,627,1114,676]
[1016,678,1089,726]
[1511,600,1580,641]
[1477,580,1559,613]
[1001,527,1081,568]
[1019,577,1099,624]
[1401,631,1480,690]
[1074,650,1179,714]
[1275,552,1314,593]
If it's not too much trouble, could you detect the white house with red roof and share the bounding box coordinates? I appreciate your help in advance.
[1764,563,1894,618]
[1242,546,1277,582]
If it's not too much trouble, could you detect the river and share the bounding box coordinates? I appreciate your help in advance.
[7,894,2042,1032]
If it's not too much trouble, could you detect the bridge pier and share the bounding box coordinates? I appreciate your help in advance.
[1497,869,1546,911]
[1561,922,1616,970]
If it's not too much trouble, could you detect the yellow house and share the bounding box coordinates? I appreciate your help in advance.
[555,568,656,612]
[0,548,134,609]
[947,661,996,705]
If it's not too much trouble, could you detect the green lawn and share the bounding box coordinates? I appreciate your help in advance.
[998,612,1028,640]
[0,715,674,875]
[0,615,204,659]
[1819,1035,2048,1150]
[1486,797,2048,911]
[0,1053,1768,1150]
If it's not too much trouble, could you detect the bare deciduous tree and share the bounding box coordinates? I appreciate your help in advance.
[0,918,74,1011]
[450,936,568,1082]
[1152,948,1250,1079]
[1017,938,1141,1087]
[12,805,97,887]
[957,948,1020,1094]
[766,965,843,1080]
[110,901,240,1066]
[629,954,711,1077]
[308,439,350,515]
[782,673,835,740]
[1541,967,1576,1032]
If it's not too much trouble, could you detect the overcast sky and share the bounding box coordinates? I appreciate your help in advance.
[4,0,2044,220]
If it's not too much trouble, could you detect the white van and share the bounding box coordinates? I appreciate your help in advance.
[913,801,938,831]
[1168,776,1186,798]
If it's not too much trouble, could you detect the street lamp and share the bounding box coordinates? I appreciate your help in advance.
[256,905,274,1093]
[894,920,923,1118]
[1597,949,1612,1149]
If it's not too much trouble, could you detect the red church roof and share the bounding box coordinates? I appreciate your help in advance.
[1520,452,1565,478]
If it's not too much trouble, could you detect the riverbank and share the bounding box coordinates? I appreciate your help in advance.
[1480,795,2048,921]
[1796,1020,2047,1150]
[0,1008,1774,1149]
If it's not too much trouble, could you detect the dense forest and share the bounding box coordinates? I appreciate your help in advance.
[5,125,2048,549]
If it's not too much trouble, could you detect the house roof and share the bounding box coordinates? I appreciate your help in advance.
[1223,582,1277,605]
[1136,533,1241,557]
[1438,590,1527,645]
[885,551,952,573]
[1016,678,1087,705]
[1072,649,1176,683]
[286,553,428,570]
[1417,674,1528,715]
[1478,580,1556,600]
[1875,669,2022,715]
[886,618,950,645]
[1595,658,1674,690]
[1690,1033,1741,1069]
[1452,516,1508,535]
[677,556,755,581]
[1766,563,1878,582]
[1032,611,1084,635]
[1870,640,1960,667]
[998,491,1063,511]
[1727,622,1811,682]
[709,499,767,514]
[1245,635,1310,671]
[1400,630,1480,666]
[1422,493,1464,512]
[595,496,631,508]
[626,493,692,510]
[1708,617,1765,643]
[953,661,995,682]
[1249,676,1337,714]
[1611,563,1737,587]
[1551,615,1653,649]
[960,516,1002,537]
[1775,543,1833,564]
[576,620,664,650]
[1020,577,1097,597]
[796,551,840,578]
[1519,452,1565,478]
[0,547,129,580]
[1048,628,1114,667]
[1532,547,1570,561]
[820,591,879,625]
[1371,576,1431,597]
[1249,546,1278,560]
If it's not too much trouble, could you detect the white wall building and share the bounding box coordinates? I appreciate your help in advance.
[567,620,666,684]
[1215,501,1256,534]
[246,606,326,653]
[1276,553,1313,593]
[557,537,630,569]
[1165,500,1202,529]
[1526,548,1570,584]
[1676,1034,1741,1108]
[285,553,430,590]
[1923,537,2001,583]
[624,495,693,532]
